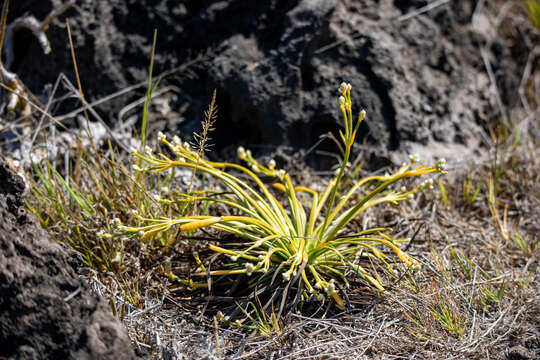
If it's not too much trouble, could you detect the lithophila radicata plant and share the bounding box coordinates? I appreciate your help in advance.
[118,83,447,308]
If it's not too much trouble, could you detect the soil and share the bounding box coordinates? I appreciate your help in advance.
[0,158,138,359]
[8,0,523,166]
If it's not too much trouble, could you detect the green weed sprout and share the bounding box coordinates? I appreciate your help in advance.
[119,83,447,307]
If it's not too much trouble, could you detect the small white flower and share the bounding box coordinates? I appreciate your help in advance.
[279,169,286,175]
[129,146,137,154]
[436,158,447,173]
[400,186,407,193]
[173,136,181,146]
[145,145,153,155]
[160,186,169,193]
[407,193,414,200]
[245,149,252,157]
[245,263,254,272]
[230,256,238,261]
[268,159,276,170]
[339,96,345,105]
[132,164,142,172]
[183,142,190,150]
[157,131,166,142]
[153,194,161,201]
[409,153,419,163]
[339,82,348,93]
[251,164,259,172]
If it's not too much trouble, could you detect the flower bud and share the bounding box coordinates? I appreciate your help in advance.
[282,272,291,281]
[216,311,226,322]
[237,146,246,159]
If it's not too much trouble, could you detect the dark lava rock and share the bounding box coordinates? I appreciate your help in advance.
[9,0,522,165]
[507,345,537,360]
[0,158,137,359]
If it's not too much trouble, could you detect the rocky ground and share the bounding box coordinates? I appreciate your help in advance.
[7,0,529,163]
[0,158,138,359]
[0,0,538,359]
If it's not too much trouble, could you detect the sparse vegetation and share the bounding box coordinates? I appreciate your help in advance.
[527,0,540,28]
